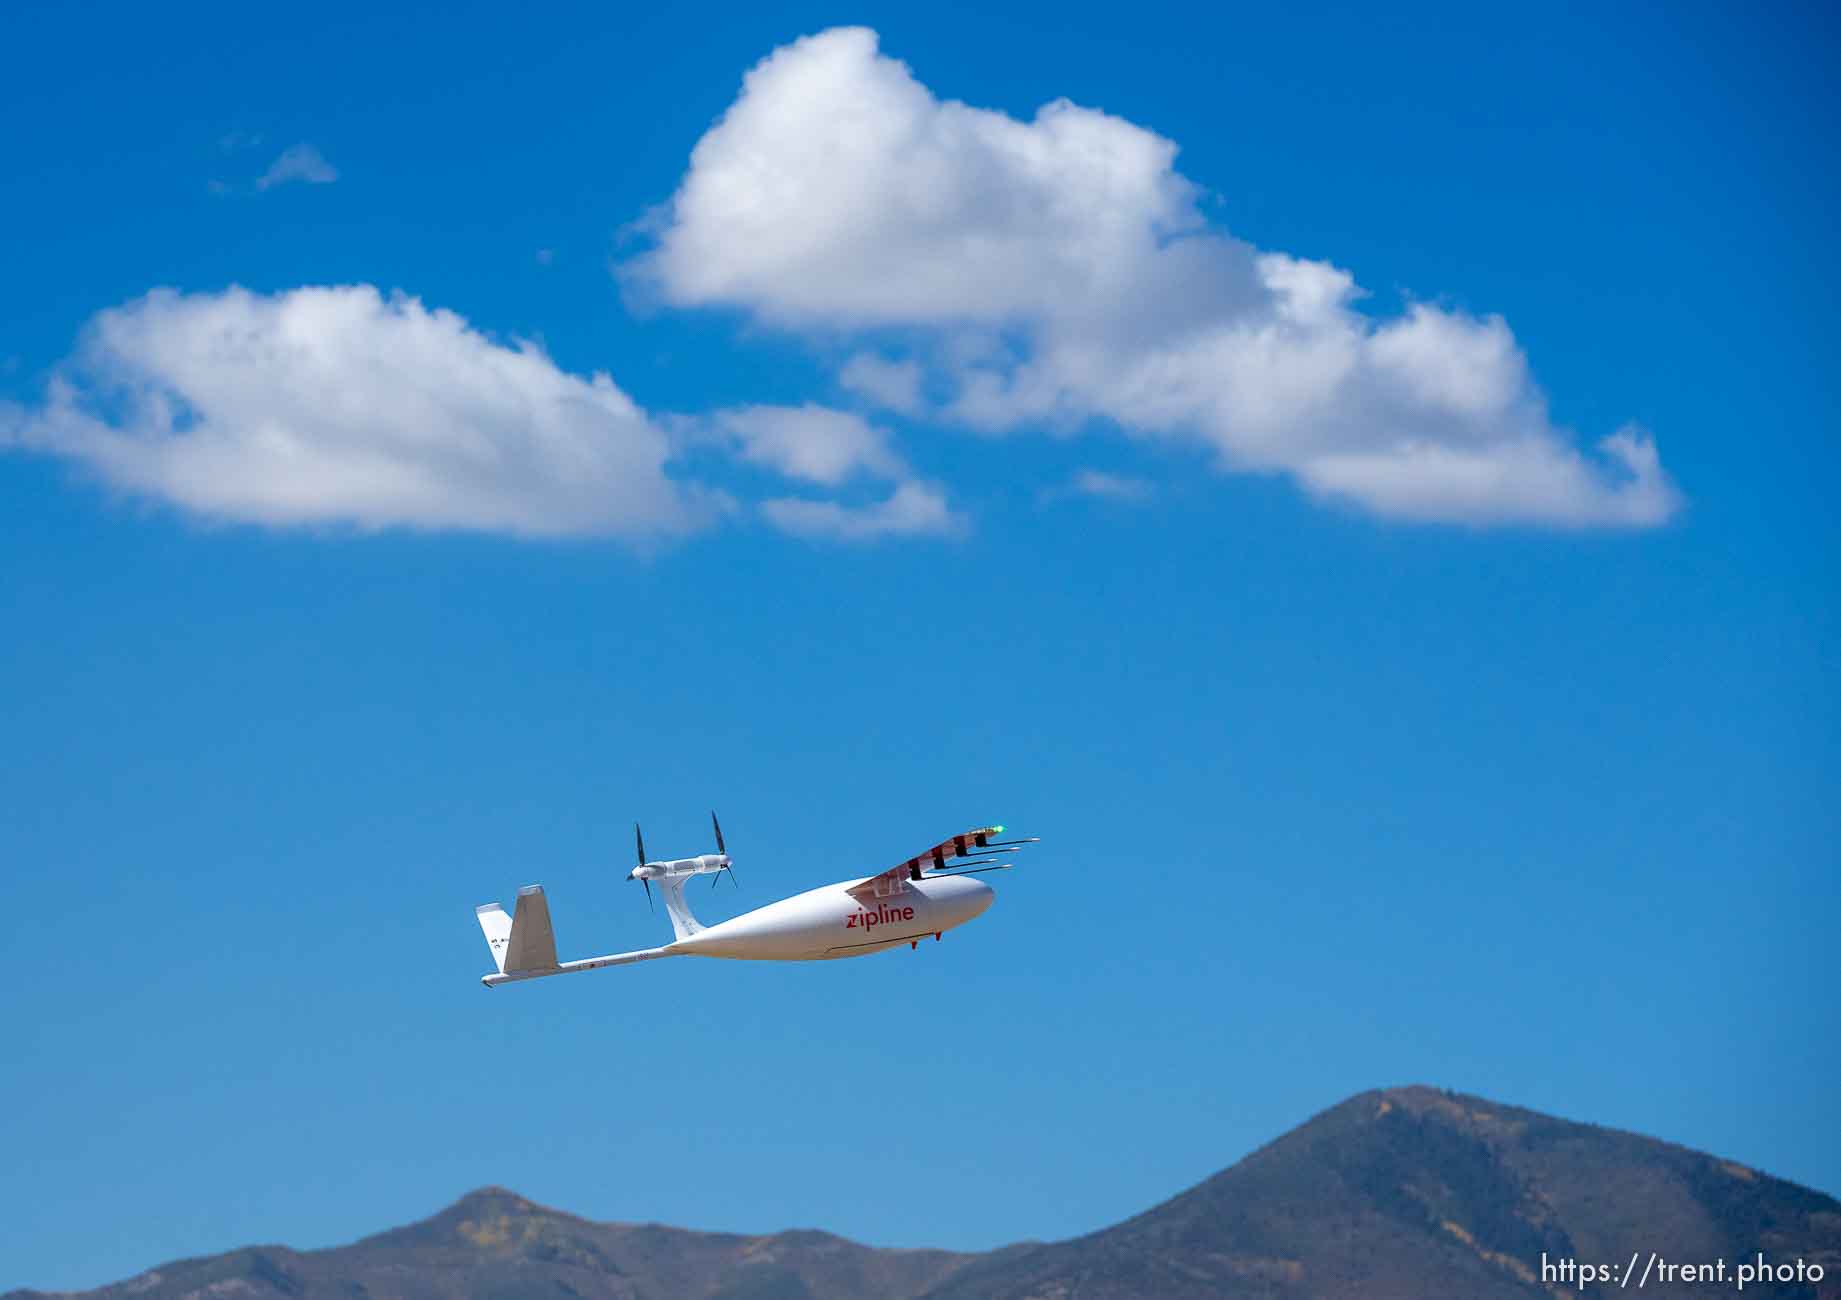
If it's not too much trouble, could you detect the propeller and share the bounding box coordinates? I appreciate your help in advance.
[711,810,737,888]
[634,822,652,912]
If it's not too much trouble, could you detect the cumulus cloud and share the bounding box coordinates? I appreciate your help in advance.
[711,403,904,485]
[256,143,338,190]
[698,403,964,539]
[2,286,962,546]
[635,27,1680,529]
[838,353,924,416]
[3,285,712,539]
[760,480,959,540]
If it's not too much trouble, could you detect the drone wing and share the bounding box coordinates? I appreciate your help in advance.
[847,825,1037,900]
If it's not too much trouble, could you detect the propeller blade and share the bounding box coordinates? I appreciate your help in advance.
[641,876,653,911]
[635,822,646,869]
[923,863,1015,878]
[711,811,735,888]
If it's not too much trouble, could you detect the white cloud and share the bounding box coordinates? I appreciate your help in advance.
[256,143,338,190]
[4,285,713,539]
[2,287,966,547]
[838,353,923,415]
[1064,469,1154,503]
[702,402,961,539]
[712,403,903,485]
[1295,426,1679,527]
[635,27,1680,529]
[760,480,959,540]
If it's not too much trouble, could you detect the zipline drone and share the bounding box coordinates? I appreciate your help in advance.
[473,816,1038,987]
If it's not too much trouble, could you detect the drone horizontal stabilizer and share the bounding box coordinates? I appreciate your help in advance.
[476,904,512,974]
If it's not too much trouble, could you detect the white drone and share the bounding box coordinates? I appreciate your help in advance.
[473,815,1038,987]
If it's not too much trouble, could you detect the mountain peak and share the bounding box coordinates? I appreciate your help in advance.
[350,1184,591,1256]
[925,1086,1841,1300]
[448,1186,543,1216]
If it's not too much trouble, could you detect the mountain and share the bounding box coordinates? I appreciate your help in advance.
[8,1087,1838,1300]
[1,1188,977,1300]
[926,1086,1841,1300]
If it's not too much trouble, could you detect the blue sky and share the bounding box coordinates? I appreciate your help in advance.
[2,0,1837,1288]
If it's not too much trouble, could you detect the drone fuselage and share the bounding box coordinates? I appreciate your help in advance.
[676,872,992,961]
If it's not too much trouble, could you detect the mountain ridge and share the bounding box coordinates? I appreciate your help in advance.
[11,1086,1838,1300]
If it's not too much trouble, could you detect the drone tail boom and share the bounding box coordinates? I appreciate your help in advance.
[481,943,677,987]
[476,884,679,987]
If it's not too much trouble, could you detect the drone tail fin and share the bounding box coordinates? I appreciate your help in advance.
[476,886,559,976]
